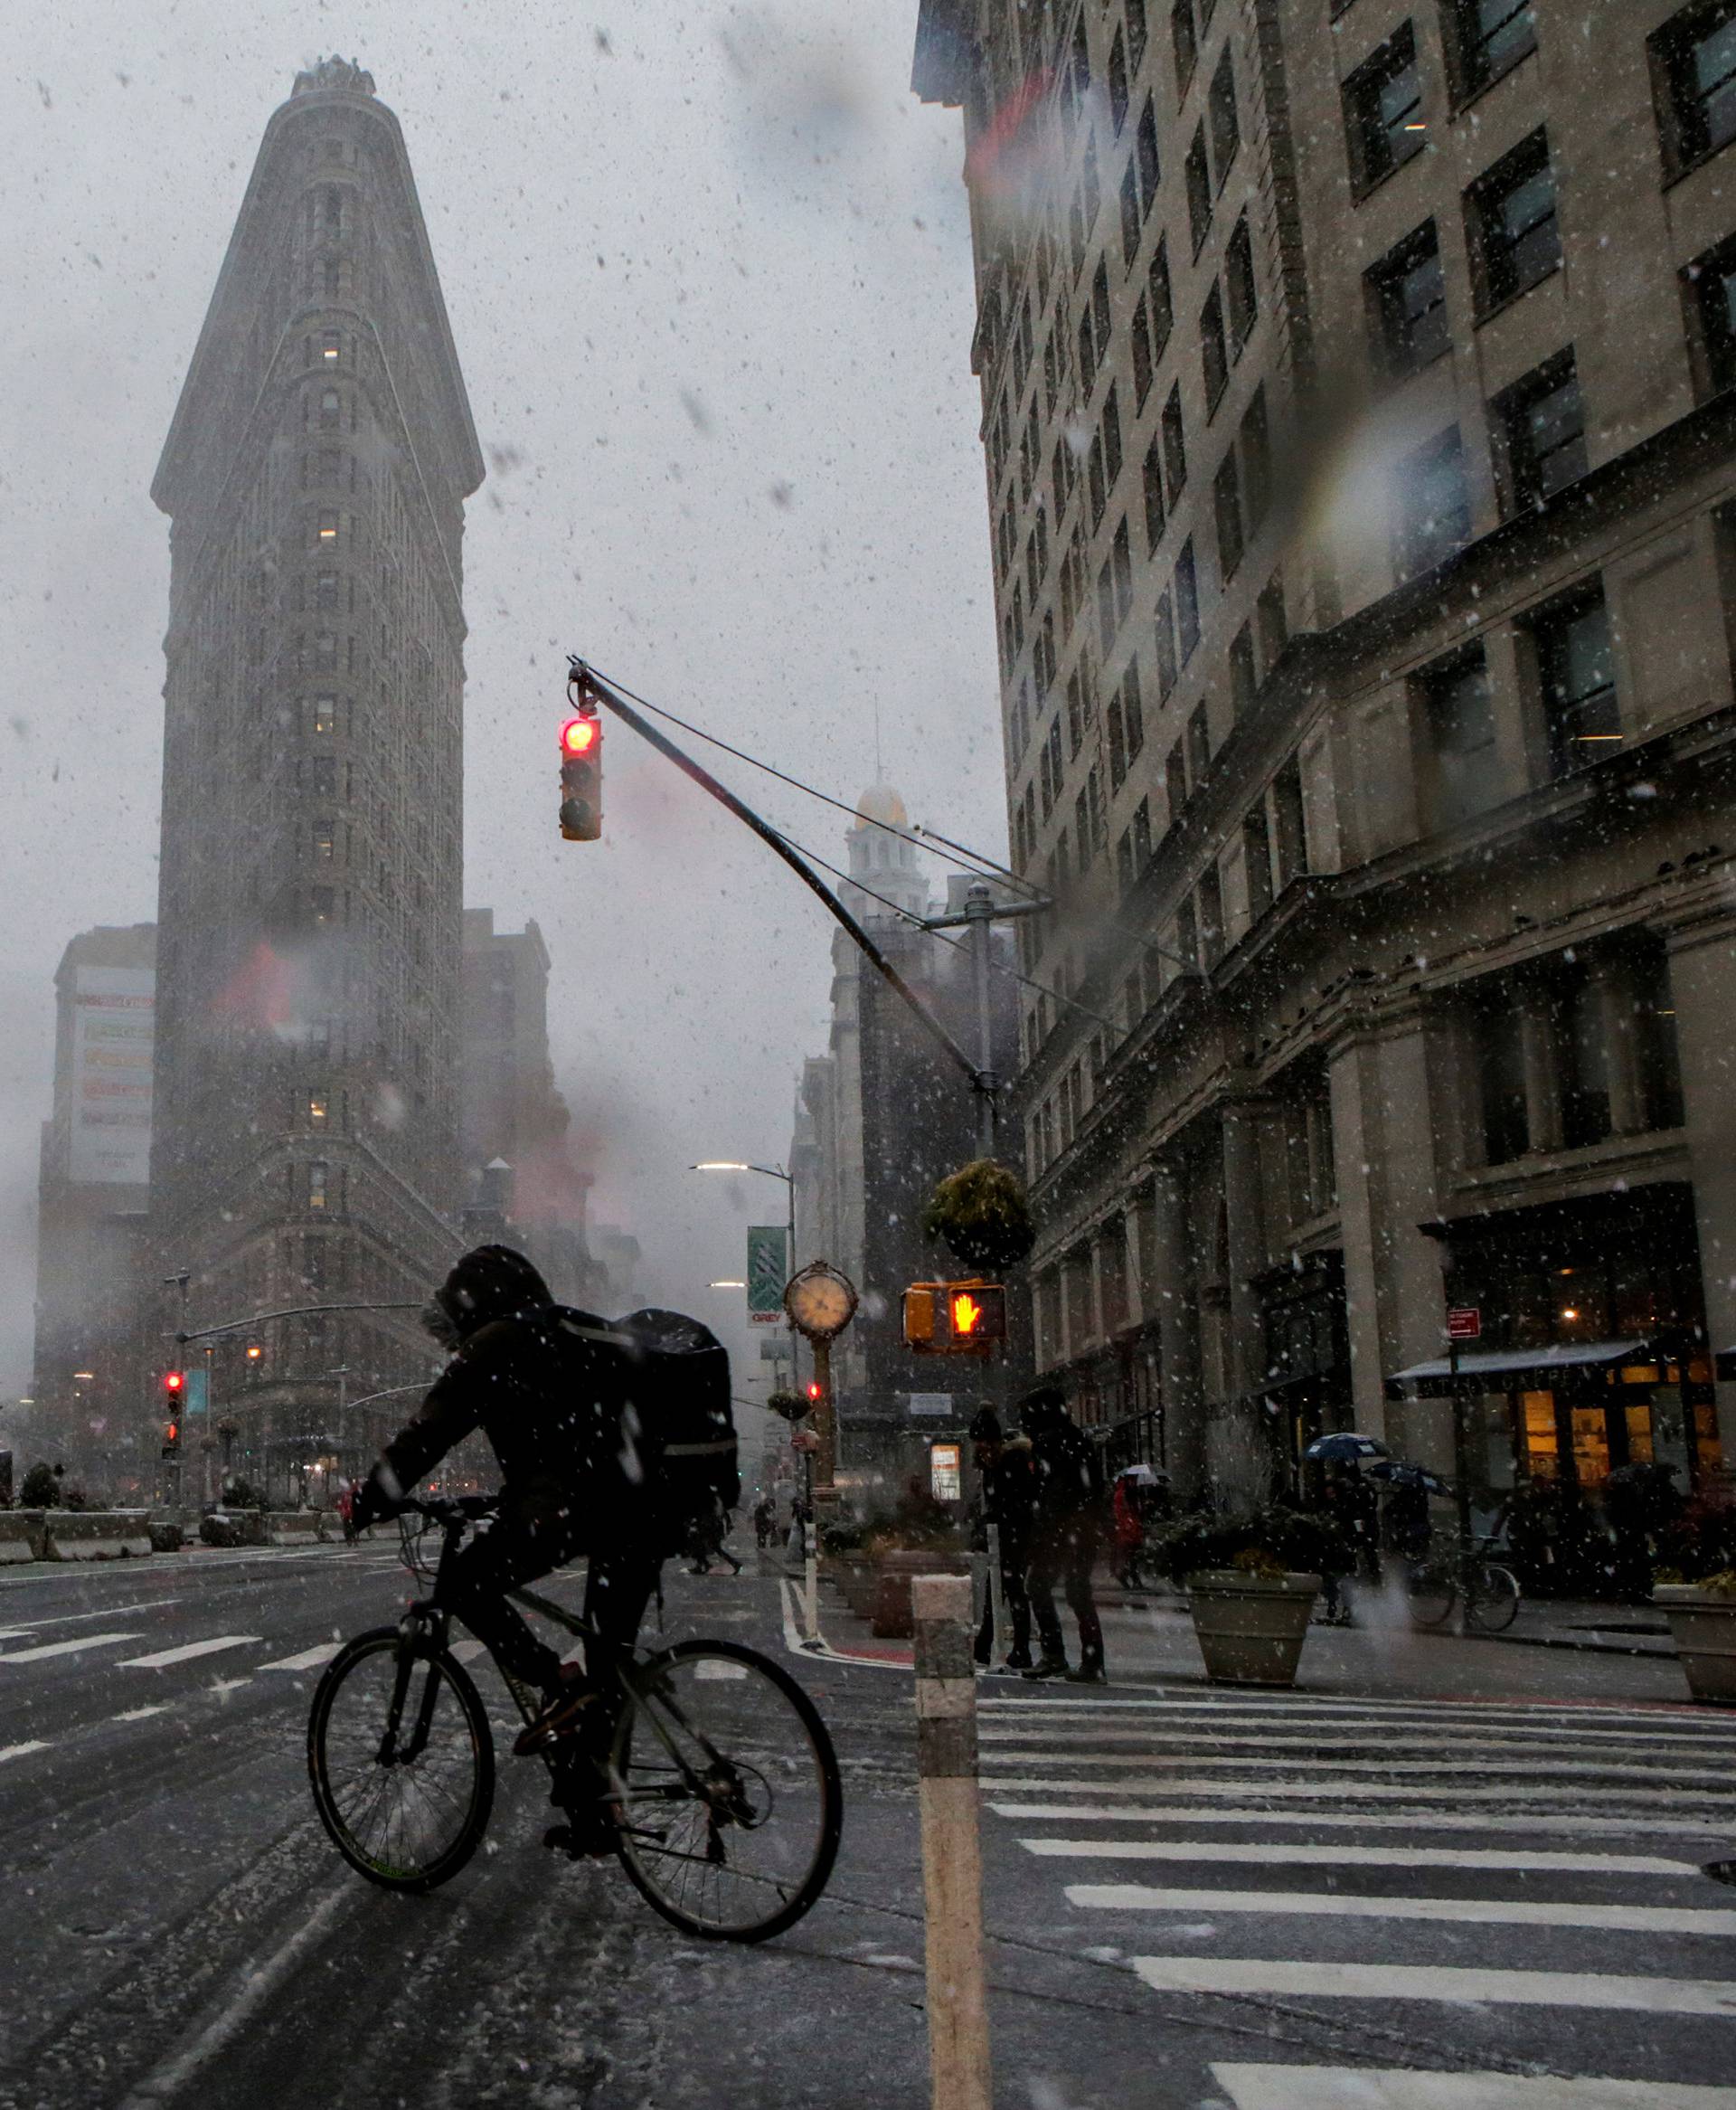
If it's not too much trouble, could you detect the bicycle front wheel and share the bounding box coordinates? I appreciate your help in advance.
[611,1639,842,1944]
[308,1628,495,1891]
[1407,1561,1456,1630]
[1467,1563,1521,1633]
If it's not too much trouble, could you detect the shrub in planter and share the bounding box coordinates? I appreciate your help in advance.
[1152,1505,1350,1689]
[1150,1504,1351,1586]
[18,1462,58,1509]
[920,1159,1035,1273]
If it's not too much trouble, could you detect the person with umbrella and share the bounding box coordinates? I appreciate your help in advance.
[1111,1463,1159,1591]
[1304,1432,1387,1624]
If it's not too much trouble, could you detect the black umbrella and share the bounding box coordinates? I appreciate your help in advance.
[1303,1432,1390,1463]
[1365,1459,1451,1497]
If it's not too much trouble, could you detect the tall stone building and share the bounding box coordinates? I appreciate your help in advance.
[30,923,157,1493]
[792,790,1020,1499]
[147,58,482,1489]
[915,1,1736,1507]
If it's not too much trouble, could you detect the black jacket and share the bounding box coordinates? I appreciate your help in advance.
[978,1436,1039,1557]
[1028,1415,1104,1534]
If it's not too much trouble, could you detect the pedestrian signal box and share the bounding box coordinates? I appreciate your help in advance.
[902,1280,1007,1355]
[559,711,602,841]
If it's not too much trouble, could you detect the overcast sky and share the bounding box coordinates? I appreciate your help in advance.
[0,4,999,1416]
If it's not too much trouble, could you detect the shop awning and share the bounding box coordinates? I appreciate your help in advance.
[1717,1346,1736,1384]
[1385,1339,1652,1401]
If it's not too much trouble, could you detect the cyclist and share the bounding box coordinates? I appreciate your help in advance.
[349,1244,661,1858]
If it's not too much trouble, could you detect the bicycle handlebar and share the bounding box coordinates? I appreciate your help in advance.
[400,1494,498,1525]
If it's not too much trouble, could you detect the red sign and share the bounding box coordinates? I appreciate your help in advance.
[1446,1307,1482,1342]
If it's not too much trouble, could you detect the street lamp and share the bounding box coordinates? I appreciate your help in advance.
[691,1159,799,1381]
[709,1280,747,1290]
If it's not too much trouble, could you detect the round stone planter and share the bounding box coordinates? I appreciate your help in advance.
[870,1547,969,1639]
[1654,1584,1736,1706]
[1186,1569,1321,1688]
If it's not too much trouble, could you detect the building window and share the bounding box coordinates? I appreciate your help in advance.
[315,630,337,672]
[1185,125,1212,253]
[1368,219,1448,374]
[1129,0,1149,71]
[1089,431,1108,526]
[316,510,339,544]
[1175,894,1200,967]
[1243,803,1273,920]
[1165,740,1189,821]
[312,695,337,735]
[1143,432,1166,551]
[1560,969,1613,1151]
[1536,591,1619,777]
[1109,26,1130,131]
[1149,239,1174,360]
[1198,865,1225,965]
[1495,350,1588,513]
[1684,232,1736,395]
[1653,2,1736,175]
[1123,657,1145,762]
[1230,622,1257,717]
[319,387,341,430]
[309,887,336,926]
[1172,0,1197,96]
[321,330,340,362]
[1259,572,1288,666]
[1467,130,1561,316]
[1156,590,1179,697]
[310,755,338,799]
[1103,383,1123,489]
[1137,95,1161,209]
[1448,0,1537,103]
[1119,158,1142,265]
[1187,696,1212,782]
[311,818,335,862]
[1272,754,1307,887]
[1113,515,1133,624]
[1209,47,1240,185]
[1214,450,1245,580]
[307,1091,329,1128]
[1423,648,1499,828]
[1132,293,1155,408]
[1176,539,1201,661]
[1098,555,1117,655]
[1241,387,1271,535]
[1395,426,1471,580]
[1344,22,1427,198]
[1475,998,1529,1165]
[315,571,339,610]
[1161,383,1187,503]
[1225,214,1257,350]
[1133,792,1152,866]
[1633,942,1686,1131]
[1201,283,1229,409]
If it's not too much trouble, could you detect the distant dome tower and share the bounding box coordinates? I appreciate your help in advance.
[845,785,930,924]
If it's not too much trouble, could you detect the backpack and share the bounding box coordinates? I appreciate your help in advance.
[611,1308,739,1556]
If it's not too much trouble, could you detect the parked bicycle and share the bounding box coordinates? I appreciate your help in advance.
[1406,1535,1522,1633]
[307,1496,843,1943]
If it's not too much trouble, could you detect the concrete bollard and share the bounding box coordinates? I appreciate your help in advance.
[911,1572,992,2110]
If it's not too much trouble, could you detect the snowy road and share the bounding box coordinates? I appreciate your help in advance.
[2,1547,1734,2108]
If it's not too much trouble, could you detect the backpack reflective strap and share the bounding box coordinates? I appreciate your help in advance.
[661,1440,738,1458]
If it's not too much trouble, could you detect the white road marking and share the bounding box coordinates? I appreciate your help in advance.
[0,1740,49,1763]
[978,1721,1736,1755]
[979,1746,1734,1787]
[448,1639,487,1665]
[112,1706,168,1723]
[0,1632,143,1665]
[981,1773,1733,1810]
[1066,1884,1736,1936]
[0,1600,186,1632]
[1022,1839,1698,1876]
[978,1695,1722,1730]
[695,1659,750,1680]
[258,1643,343,1673]
[118,1636,261,1670]
[986,1802,1734,1840]
[1133,1955,1736,2016]
[1211,2064,1736,2108]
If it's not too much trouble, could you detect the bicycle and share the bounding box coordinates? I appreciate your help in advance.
[1406,1537,1522,1633]
[307,1495,843,1943]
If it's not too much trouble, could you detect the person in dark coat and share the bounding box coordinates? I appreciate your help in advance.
[350,1244,661,1853]
[968,1406,1036,1672]
[1019,1386,1107,1684]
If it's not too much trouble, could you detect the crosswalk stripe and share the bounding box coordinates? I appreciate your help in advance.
[1210,2063,1736,2108]
[449,1639,487,1664]
[978,1724,1736,1755]
[979,1696,1723,1731]
[1132,1956,1736,2016]
[981,1773,1734,1810]
[987,1802,1735,1839]
[112,1706,168,1723]
[118,1636,262,1670]
[0,1632,144,1665]
[1065,1883,1736,1935]
[258,1643,342,1673]
[979,1747,1734,1786]
[0,1741,49,1763]
[1021,1838,1698,1876]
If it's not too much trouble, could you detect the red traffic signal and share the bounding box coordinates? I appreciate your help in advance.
[164,1370,184,1396]
[559,712,603,842]
[805,1379,823,1403]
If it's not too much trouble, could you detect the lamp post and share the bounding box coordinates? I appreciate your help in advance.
[691,1159,799,1384]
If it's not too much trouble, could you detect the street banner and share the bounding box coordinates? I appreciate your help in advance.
[184,1368,209,1419]
[747,1225,788,1325]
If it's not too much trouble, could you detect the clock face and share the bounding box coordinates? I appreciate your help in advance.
[783,1263,858,1340]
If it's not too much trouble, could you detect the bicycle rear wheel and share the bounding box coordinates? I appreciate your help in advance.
[1467,1563,1521,1633]
[308,1628,495,1891]
[1407,1560,1456,1629]
[610,1638,842,1944]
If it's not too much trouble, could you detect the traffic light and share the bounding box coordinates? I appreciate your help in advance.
[559,711,602,841]
[902,1280,1007,1354]
[162,1370,184,1459]
[806,1379,824,1405]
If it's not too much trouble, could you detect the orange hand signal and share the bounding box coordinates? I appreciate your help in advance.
[951,1292,983,1336]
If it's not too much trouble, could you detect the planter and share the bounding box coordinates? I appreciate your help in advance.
[1654,1584,1736,1706]
[870,1547,969,1640]
[1186,1569,1321,1688]
[826,1551,878,1623]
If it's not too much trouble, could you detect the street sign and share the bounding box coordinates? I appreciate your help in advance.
[1446,1307,1482,1343]
[746,1225,788,1325]
[790,1427,820,1453]
[906,1393,953,1419]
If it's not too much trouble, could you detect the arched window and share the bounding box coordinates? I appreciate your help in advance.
[319,388,341,430]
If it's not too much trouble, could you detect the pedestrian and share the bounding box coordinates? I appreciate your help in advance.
[751,1496,777,1550]
[1111,1469,1148,1591]
[968,1407,1035,1674]
[1019,1386,1107,1684]
[336,1480,356,1546]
